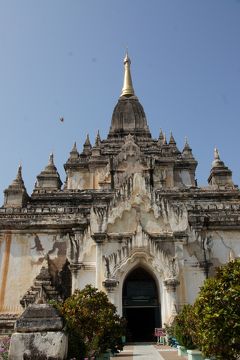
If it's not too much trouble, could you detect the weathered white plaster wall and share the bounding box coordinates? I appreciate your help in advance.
[67,170,91,189]
[0,231,67,313]
[183,266,205,305]
[209,230,240,263]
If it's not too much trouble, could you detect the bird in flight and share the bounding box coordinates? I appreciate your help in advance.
[60,117,64,122]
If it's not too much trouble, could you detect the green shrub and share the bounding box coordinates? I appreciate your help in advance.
[0,336,10,360]
[172,304,197,349]
[55,284,125,359]
[192,259,240,360]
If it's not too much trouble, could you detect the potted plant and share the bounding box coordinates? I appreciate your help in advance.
[172,304,197,357]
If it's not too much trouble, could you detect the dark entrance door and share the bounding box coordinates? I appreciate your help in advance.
[122,267,161,342]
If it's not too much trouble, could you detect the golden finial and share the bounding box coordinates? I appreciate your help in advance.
[121,51,135,97]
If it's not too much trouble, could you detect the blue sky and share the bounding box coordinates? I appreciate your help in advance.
[0,0,240,203]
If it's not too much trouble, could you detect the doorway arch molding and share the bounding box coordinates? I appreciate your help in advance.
[104,234,179,282]
[115,251,164,317]
[119,252,163,297]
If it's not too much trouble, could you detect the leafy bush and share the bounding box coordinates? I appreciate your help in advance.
[172,304,196,349]
[164,322,174,337]
[56,285,125,359]
[0,336,10,360]
[192,259,240,360]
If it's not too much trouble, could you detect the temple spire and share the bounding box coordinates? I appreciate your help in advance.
[208,147,234,188]
[34,153,62,191]
[11,164,25,188]
[158,129,164,146]
[182,137,194,159]
[212,147,224,168]
[121,52,135,97]
[95,130,101,147]
[16,164,24,183]
[68,142,79,161]
[169,132,176,145]
[4,164,29,207]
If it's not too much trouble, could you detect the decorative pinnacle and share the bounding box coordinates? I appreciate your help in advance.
[184,137,190,149]
[212,147,224,168]
[169,132,176,145]
[95,130,101,147]
[121,52,135,97]
[16,164,23,181]
[84,134,91,147]
[10,163,25,188]
[182,137,194,159]
[72,142,78,152]
[214,147,220,160]
[159,129,164,140]
[49,153,54,165]
[158,129,164,146]
[163,133,167,145]
[43,153,57,173]
[69,142,79,160]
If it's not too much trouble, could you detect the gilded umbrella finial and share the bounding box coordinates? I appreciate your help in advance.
[121,51,135,97]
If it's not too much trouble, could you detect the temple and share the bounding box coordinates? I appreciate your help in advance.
[0,54,240,341]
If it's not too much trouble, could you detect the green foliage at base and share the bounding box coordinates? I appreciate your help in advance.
[192,259,240,360]
[172,304,196,349]
[55,284,125,359]
[166,260,240,360]
[0,336,10,360]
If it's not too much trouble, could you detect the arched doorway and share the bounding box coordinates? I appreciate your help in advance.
[122,267,161,342]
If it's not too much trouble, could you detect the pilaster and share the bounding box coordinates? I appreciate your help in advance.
[92,232,107,290]
[102,279,119,304]
[163,278,180,323]
[69,227,85,292]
